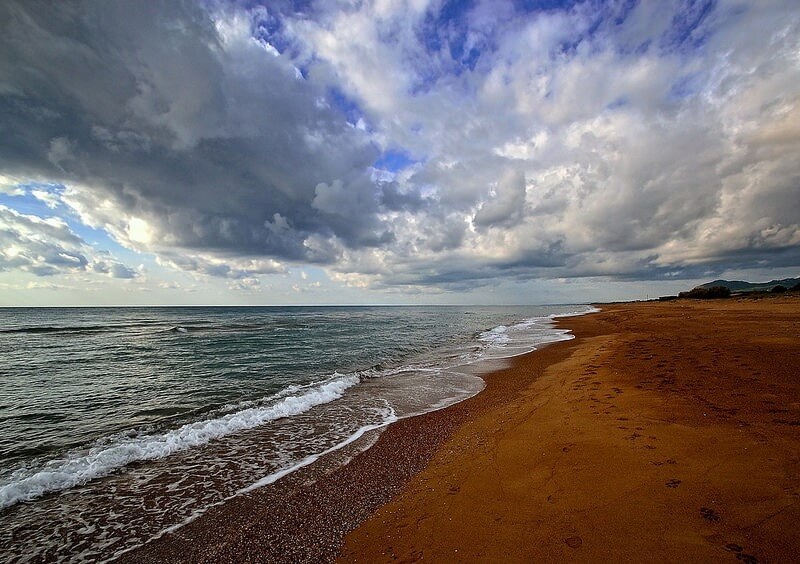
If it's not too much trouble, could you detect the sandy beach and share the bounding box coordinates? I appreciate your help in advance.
[342,297,800,563]
[125,297,800,563]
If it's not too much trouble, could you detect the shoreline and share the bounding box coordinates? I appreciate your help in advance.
[119,314,583,563]
[122,297,800,562]
[341,296,800,562]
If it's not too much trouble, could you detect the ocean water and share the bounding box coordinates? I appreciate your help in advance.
[0,305,593,561]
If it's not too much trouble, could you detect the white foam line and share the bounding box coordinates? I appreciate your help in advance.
[239,411,397,494]
[549,305,601,318]
[466,305,600,366]
[0,374,359,510]
[478,330,576,362]
[112,409,398,563]
[396,375,486,420]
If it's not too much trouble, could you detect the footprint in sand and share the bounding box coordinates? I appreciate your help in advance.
[564,536,582,549]
[665,478,681,488]
[724,543,759,563]
[700,507,720,522]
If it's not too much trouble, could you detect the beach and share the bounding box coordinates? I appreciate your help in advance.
[0,305,581,561]
[124,297,800,563]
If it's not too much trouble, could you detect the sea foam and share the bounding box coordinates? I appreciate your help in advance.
[549,306,601,318]
[479,324,511,345]
[0,373,359,510]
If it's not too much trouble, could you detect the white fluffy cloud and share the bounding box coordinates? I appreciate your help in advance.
[0,205,136,279]
[290,0,800,287]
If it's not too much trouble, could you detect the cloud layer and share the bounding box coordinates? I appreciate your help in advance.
[0,205,135,279]
[0,0,798,293]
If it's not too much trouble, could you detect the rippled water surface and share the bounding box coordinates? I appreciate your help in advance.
[0,305,592,562]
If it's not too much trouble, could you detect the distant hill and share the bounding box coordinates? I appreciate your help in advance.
[697,278,800,293]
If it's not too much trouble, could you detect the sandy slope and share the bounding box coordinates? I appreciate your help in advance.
[340,298,800,563]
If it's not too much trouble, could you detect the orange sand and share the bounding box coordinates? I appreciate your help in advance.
[340,298,800,563]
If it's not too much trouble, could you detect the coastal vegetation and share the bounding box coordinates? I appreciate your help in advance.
[658,277,800,301]
[677,286,731,300]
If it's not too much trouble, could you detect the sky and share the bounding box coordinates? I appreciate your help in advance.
[0,0,798,306]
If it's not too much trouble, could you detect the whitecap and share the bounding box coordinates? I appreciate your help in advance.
[0,373,359,510]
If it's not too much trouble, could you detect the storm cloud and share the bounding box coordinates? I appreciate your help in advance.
[0,0,798,295]
[0,1,383,263]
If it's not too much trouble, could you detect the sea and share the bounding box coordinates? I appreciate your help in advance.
[0,304,594,562]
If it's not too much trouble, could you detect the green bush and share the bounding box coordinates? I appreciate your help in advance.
[678,286,731,299]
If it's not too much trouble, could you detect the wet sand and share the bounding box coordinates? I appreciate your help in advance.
[123,297,800,563]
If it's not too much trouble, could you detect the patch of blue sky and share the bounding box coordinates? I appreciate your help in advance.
[327,86,365,126]
[550,3,613,58]
[417,0,483,79]
[659,0,716,54]
[420,0,472,53]
[226,0,299,57]
[373,150,419,173]
[516,0,585,13]
[292,265,327,282]
[0,182,148,265]
[606,96,629,111]
[67,219,117,249]
[443,34,483,76]
[69,219,160,274]
[610,0,638,26]
[294,64,308,80]
[250,4,281,36]
[586,0,715,59]
[667,71,705,102]
[409,68,444,96]
[0,184,63,216]
[617,38,653,57]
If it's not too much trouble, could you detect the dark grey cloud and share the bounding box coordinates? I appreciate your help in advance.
[0,0,391,268]
[473,169,526,228]
[379,182,428,212]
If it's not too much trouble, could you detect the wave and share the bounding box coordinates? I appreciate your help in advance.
[119,406,398,558]
[549,305,601,318]
[0,324,134,335]
[478,314,551,347]
[0,320,279,336]
[476,305,598,358]
[478,324,510,345]
[0,373,359,510]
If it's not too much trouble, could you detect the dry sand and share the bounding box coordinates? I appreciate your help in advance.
[340,297,800,563]
[124,297,800,563]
